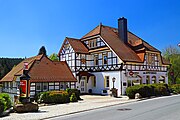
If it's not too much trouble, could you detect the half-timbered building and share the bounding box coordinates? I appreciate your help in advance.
[58,17,170,96]
[0,54,76,99]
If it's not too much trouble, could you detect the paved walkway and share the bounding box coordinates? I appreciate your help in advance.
[2,95,138,120]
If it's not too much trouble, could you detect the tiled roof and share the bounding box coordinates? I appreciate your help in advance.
[58,37,89,56]
[29,56,76,82]
[100,25,142,62]
[81,24,163,63]
[1,54,43,82]
[82,24,101,39]
[0,55,76,82]
[128,32,160,52]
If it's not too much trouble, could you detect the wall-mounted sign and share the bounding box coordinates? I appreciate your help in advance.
[129,71,134,76]
[143,71,157,74]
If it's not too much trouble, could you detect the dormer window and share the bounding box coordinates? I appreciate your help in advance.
[89,39,97,48]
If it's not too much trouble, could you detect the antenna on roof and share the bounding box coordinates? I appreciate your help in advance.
[100,22,102,26]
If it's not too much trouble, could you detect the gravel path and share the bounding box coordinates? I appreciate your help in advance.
[1,95,137,120]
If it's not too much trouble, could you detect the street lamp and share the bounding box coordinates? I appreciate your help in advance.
[112,77,116,88]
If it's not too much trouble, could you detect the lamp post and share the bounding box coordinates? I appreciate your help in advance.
[112,77,116,89]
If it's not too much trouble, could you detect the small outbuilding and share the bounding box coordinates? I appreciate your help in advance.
[0,54,77,99]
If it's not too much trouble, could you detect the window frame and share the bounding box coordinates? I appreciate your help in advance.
[94,54,99,66]
[103,53,108,65]
[105,76,110,88]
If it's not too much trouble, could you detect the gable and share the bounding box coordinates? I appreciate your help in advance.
[0,54,44,82]
[58,37,89,56]
[29,56,76,82]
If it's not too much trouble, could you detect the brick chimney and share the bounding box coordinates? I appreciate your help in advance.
[118,17,128,44]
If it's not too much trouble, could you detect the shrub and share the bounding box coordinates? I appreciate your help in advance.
[66,89,81,100]
[126,85,141,99]
[37,91,69,104]
[0,93,12,114]
[0,98,5,114]
[70,93,77,102]
[170,84,180,94]
[126,84,170,99]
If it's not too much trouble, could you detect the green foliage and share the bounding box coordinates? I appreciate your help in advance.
[66,88,81,100]
[0,93,12,114]
[49,53,59,61]
[126,85,141,99]
[70,93,77,102]
[162,45,180,84]
[126,84,170,99]
[37,91,69,104]
[0,98,5,114]
[169,84,180,94]
[0,58,23,79]
[38,46,47,56]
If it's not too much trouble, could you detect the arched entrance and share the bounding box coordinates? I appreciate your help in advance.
[159,76,165,83]
[152,76,156,84]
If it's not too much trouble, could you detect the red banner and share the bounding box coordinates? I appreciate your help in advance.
[20,80,27,98]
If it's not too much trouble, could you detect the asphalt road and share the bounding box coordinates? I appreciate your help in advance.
[48,95,180,120]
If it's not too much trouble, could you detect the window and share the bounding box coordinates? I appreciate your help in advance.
[94,55,98,65]
[103,54,108,65]
[60,82,64,90]
[146,76,150,84]
[89,40,97,48]
[43,83,48,91]
[152,76,156,84]
[10,82,13,89]
[105,76,110,88]
[91,76,96,87]
[36,83,41,91]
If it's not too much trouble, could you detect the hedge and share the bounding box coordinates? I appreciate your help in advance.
[37,91,70,104]
[0,93,12,114]
[169,84,180,94]
[126,84,170,99]
[70,93,78,102]
[66,88,81,100]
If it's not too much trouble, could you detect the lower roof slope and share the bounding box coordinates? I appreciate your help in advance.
[1,55,76,82]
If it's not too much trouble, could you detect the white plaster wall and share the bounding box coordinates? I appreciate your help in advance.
[90,71,122,96]
[127,71,168,84]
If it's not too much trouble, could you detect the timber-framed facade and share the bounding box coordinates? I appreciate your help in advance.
[58,17,170,96]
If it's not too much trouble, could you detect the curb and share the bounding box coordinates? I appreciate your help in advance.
[0,107,13,117]
[40,99,138,120]
[41,95,180,120]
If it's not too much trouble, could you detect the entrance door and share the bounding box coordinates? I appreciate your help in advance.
[80,76,86,93]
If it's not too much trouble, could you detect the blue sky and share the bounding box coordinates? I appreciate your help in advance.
[0,0,180,58]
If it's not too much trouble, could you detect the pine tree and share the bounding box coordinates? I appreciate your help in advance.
[38,46,47,56]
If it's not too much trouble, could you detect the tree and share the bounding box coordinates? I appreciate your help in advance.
[49,53,59,61]
[38,46,47,56]
[162,45,180,84]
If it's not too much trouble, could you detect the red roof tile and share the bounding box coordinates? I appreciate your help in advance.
[100,25,142,62]
[58,37,89,56]
[82,24,101,39]
[1,55,43,82]
[29,56,76,82]
[1,55,76,82]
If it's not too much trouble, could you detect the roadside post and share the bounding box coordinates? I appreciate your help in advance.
[19,62,30,103]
